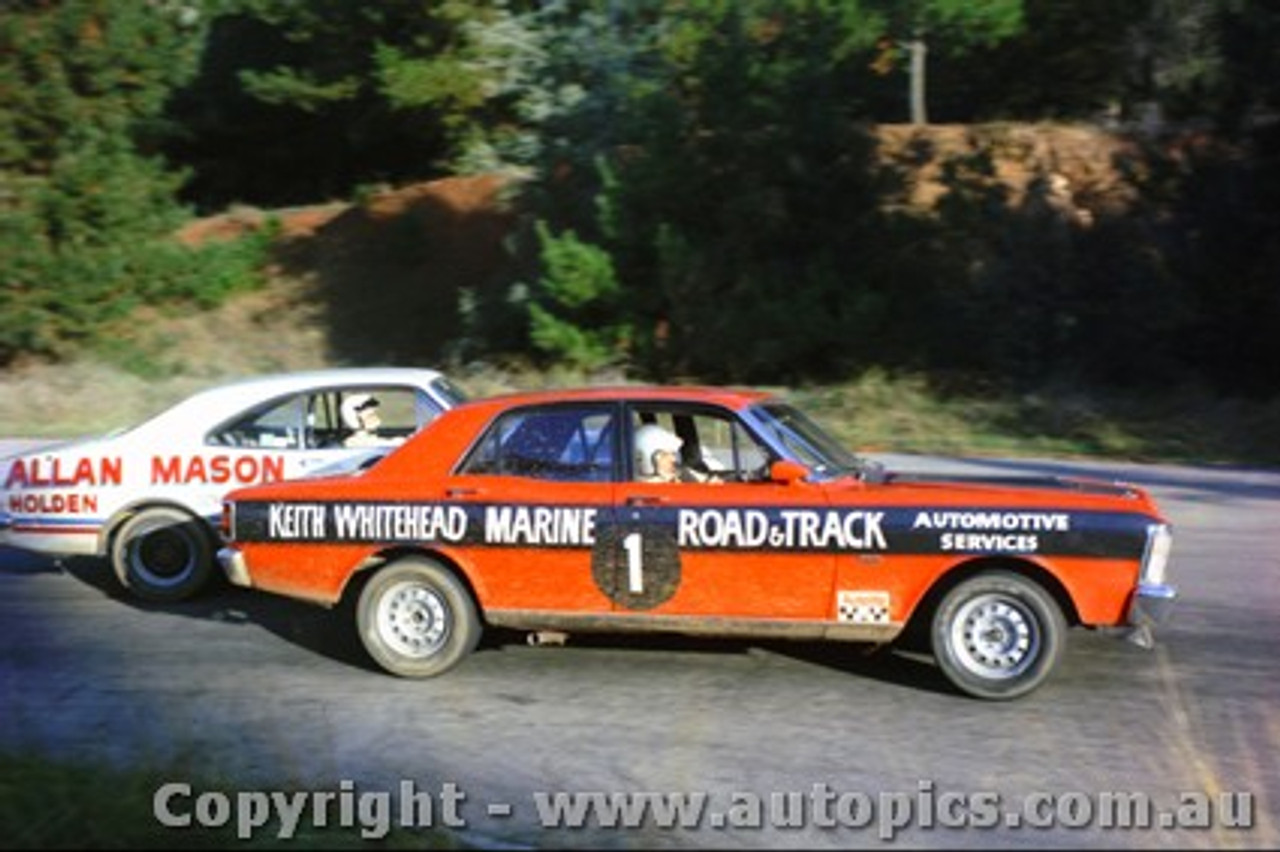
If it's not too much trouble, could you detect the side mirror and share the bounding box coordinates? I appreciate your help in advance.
[768,460,809,484]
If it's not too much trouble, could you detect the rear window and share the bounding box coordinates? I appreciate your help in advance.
[459,405,616,482]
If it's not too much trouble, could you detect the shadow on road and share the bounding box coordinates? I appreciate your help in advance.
[759,641,960,696]
[480,629,960,697]
[0,545,61,575]
[54,554,382,674]
[39,552,960,696]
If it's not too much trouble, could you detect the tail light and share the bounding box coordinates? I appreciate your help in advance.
[220,502,235,541]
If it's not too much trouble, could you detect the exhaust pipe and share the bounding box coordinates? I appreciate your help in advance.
[527,630,570,647]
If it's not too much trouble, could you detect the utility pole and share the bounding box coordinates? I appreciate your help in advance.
[908,35,928,125]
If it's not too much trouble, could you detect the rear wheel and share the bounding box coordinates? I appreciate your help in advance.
[931,571,1066,700]
[356,556,480,678]
[111,507,215,602]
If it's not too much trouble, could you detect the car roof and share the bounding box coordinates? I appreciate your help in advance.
[187,367,448,399]
[126,367,452,438]
[449,385,778,415]
[352,384,784,482]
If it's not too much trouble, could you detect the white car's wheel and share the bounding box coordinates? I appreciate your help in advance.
[931,571,1067,700]
[356,557,480,678]
[111,507,216,602]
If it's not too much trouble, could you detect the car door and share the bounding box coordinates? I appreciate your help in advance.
[159,384,443,525]
[444,402,621,615]
[209,384,442,474]
[606,404,839,621]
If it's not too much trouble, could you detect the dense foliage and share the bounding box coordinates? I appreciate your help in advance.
[0,0,269,365]
[0,0,1276,395]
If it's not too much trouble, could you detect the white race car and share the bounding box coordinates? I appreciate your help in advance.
[0,367,468,601]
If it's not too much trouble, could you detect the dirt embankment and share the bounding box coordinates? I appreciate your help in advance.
[0,122,1252,444]
[0,175,518,436]
[167,172,516,372]
[874,122,1145,225]
[175,173,509,250]
[179,123,1144,249]
[9,124,1146,430]
[166,123,1150,368]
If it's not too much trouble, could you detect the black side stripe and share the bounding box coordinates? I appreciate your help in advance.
[232,500,1155,560]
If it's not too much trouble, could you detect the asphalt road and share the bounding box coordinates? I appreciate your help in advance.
[2,450,1277,849]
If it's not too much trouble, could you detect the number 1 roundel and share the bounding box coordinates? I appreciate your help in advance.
[591,524,682,610]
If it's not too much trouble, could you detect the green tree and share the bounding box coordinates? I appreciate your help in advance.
[526,220,626,370]
[0,0,203,171]
[0,0,264,366]
[867,0,1024,123]
[932,0,1155,122]
[165,0,534,207]
[489,0,889,380]
[1148,0,1280,131]
[373,0,548,174]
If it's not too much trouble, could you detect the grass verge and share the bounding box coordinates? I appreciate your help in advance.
[789,370,1280,466]
[0,750,467,850]
[0,360,1276,467]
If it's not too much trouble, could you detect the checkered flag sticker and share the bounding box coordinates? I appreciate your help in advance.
[838,590,891,624]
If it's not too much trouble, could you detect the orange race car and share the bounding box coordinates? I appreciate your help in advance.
[217,386,1177,699]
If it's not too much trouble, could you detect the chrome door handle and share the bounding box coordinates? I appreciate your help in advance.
[446,487,482,498]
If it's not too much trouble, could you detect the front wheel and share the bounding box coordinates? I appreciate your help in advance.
[356,556,481,678]
[931,571,1066,700]
[111,507,216,602]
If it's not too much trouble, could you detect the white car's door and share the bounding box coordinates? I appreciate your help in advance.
[204,385,446,491]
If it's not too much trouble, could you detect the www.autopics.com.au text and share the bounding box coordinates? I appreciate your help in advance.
[151,779,1255,841]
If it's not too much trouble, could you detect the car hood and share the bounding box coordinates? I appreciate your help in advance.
[829,462,1160,515]
[882,470,1140,499]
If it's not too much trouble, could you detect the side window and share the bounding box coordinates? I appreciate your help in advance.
[210,386,435,450]
[358,389,420,440]
[211,395,307,449]
[309,387,430,448]
[306,393,344,447]
[460,407,615,482]
[630,407,771,481]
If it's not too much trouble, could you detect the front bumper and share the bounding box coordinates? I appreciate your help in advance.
[217,546,253,589]
[1124,581,1178,649]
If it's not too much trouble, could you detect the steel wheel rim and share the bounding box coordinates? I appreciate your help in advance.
[376,580,451,659]
[950,593,1041,680]
[132,526,197,586]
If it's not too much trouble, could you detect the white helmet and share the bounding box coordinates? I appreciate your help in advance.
[341,393,378,430]
[634,424,682,477]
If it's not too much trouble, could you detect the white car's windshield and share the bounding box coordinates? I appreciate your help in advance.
[431,376,469,407]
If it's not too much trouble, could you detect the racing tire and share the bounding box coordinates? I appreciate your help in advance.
[111,507,216,603]
[356,556,481,678]
[931,570,1067,700]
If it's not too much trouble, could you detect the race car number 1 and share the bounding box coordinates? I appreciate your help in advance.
[623,532,644,592]
[592,525,681,610]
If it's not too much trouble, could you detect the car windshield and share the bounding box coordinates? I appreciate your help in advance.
[751,402,879,480]
[431,376,469,407]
